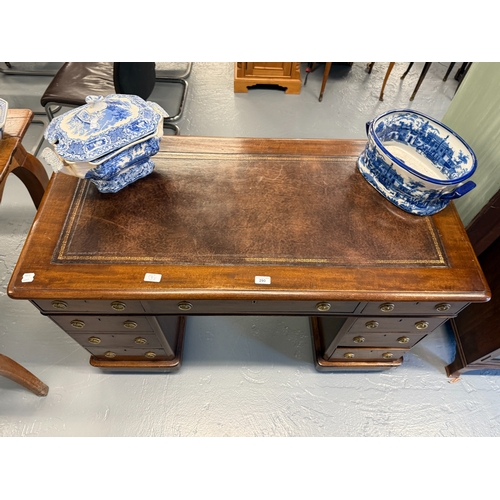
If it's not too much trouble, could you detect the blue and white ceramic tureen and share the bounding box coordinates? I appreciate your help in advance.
[42,94,168,193]
[357,109,477,216]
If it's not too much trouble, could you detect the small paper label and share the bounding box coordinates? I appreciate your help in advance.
[255,276,271,285]
[22,273,35,283]
[144,273,162,283]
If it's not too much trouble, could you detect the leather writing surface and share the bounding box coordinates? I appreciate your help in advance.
[52,152,448,267]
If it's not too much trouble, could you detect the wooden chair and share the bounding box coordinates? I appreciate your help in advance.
[303,63,353,101]
[1,109,49,396]
[370,62,461,101]
[0,354,48,396]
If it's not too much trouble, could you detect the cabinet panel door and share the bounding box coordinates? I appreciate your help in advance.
[246,63,291,77]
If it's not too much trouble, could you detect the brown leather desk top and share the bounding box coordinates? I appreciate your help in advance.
[8,136,490,303]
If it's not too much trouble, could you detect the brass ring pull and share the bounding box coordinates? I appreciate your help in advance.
[88,336,101,344]
[343,352,355,359]
[365,321,379,329]
[397,336,410,344]
[415,321,429,330]
[382,352,394,359]
[70,319,85,329]
[353,336,365,343]
[123,320,138,329]
[134,337,148,345]
[104,351,116,358]
[178,302,193,311]
[435,303,451,312]
[316,302,331,312]
[51,300,68,310]
[144,351,157,359]
[379,303,395,312]
[111,301,126,311]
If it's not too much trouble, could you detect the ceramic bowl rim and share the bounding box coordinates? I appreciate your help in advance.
[368,108,477,186]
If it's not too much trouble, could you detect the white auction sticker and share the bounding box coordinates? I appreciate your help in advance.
[255,276,271,285]
[144,273,162,283]
[22,273,35,283]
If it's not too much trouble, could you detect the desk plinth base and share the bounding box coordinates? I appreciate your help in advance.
[311,316,404,372]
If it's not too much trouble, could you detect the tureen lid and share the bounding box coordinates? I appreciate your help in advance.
[44,94,165,162]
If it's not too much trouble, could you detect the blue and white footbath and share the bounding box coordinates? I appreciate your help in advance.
[42,94,168,193]
[357,109,477,216]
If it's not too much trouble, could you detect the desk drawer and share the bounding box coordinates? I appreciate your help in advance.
[86,347,173,361]
[328,347,407,362]
[49,315,155,333]
[68,333,163,349]
[33,299,145,314]
[142,300,359,315]
[361,301,468,316]
[348,316,447,334]
[339,331,427,348]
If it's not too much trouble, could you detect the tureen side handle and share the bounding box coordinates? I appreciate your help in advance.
[441,181,476,200]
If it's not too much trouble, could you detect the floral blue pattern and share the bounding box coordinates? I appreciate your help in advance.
[45,95,164,162]
[42,94,168,193]
[358,109,477,216]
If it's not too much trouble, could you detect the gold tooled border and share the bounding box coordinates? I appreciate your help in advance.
[52,154,448,267]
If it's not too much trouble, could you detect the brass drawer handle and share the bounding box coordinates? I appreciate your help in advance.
[353,336,365,343]
[178,302,193,311]
[104,351,116,358]
[88,336,101,344]
[397,336,410,344]
[379,303,395,312]
[134,337,148,345]
[343,352,355,359]
[365,321,379,329]
[123,320,138,329]
[51,300,68,310]
[316,302,331,312]
[415,321,429,330]
[145,351,156,359]
[111,301,126,311]
[382,352,394,359]
[70,319,85,329]
[435,303,451,312]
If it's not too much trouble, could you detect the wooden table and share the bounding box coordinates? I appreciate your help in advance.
[0,109,49,208]
[7,137,490,373]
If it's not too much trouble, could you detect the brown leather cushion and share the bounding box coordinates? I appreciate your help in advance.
[40,62,115,107]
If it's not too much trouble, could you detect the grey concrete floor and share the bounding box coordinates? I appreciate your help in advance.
[1,62,500,439]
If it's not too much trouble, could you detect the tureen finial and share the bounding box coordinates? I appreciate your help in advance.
[85,95,107,113]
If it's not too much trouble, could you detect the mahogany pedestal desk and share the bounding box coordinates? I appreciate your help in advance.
[7,137,490,373]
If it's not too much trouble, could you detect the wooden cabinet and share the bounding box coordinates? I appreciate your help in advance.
[234,62,302,94]
[446,228,500,377]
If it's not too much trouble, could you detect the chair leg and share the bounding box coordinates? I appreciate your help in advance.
[366,62,375,74]
[319,62,332,102]
[409,62,432,101]
[0,354,48,397]
[400,62,414,80]
[443,63,455,82]
[154,77,189,122]
[379,62,395,101]
[163,121,180,135]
